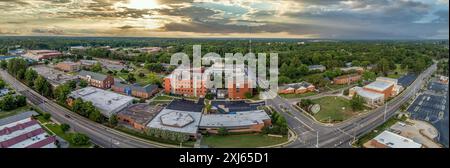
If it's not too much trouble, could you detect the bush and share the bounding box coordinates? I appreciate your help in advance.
[42,113,51,121]
[70,133,90,146]
[61,124,70,133]
[218,127,229,136]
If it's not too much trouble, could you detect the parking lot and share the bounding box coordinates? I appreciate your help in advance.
[398,73,417,87]
[407,80,448,147]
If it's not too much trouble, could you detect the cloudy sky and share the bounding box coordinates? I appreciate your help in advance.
[0,0,448,39]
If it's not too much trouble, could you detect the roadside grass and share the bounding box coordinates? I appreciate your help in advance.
[115,126,195,147]
[44,123,92,148]
[0,105,31,119]
[387,64,407,79]
[279,92,317,99]
[354,116,406,147]
[202,134,288,148]
[312,96,368,123]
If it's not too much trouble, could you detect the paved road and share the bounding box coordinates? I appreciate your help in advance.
[267,63,437,148]
[1,70,166,148]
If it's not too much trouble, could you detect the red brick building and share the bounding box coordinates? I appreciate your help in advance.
[55,61,80,72]
[78,70,114,89]
[333,74,361,85]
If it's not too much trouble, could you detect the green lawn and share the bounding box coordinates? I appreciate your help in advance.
[0,105,31,119]
[312,96,367,123]
[279,92,317,99]
[153,95,174,101]
[45,123,92,148]
[202,134,288,148]
[387,64,407,79]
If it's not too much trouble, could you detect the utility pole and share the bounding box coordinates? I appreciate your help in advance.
[316,131,319,148]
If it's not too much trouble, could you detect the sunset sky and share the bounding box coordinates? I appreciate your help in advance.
[0,0,448,39]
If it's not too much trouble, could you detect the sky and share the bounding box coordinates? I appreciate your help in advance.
[0,0,448,39]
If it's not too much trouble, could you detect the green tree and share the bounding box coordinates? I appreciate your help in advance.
[244,92,252,99]
[70,133,90,146]
[54,84,71,104]
[126,73,136,83]
[362,71,376,81]
[34,76,53,97]
[109,114,118,127]
[0,79,5,89]
[0,60,7,70]
[91,62,102,72]
[218,127,229,136]
[24,68,38,87]
[79,80,88,88]
[350,95,365,111]
[61,123,70,133]
[0,95,16,110]
[42,113,51,121]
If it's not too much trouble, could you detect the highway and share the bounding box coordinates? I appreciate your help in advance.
[0,70,168,148]
[267,63,437,148]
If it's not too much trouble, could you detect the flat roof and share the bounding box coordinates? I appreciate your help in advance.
[364,81,393,91]
[373,130,422,148]
[199,110,270,128]
[78,70,108,81]
[166,99,204,112]
[353,87,384,100]
[0,111,38,127]
[69,87,134,117]
[118,104,163,125]
[146,109,201,134]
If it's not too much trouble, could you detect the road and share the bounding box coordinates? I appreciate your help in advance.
[267,63,437,148]
[1,70,167,148]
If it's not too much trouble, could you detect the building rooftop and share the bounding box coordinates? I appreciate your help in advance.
[69,87,134,117]
[199,110,270,128]
[0,111,38,128]
[146,109,201,134]
[353,87,384,99]
[78,70,109,81]
[211,100,264,113]
[31,65,78,86]
[166,99,204,112]
[376,77,398,84]
[308,65,326,70]
[280,82,314,90]
[373,130,422,148]
[364,81,393,91]
[118,104,163,126]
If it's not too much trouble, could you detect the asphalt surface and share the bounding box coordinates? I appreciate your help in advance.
[267,63,437,148]
[1,70,165,148]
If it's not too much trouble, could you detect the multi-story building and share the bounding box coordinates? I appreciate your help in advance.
[279,82,315,94]
[164,67,208,97]
[78,70,114,89]
[55,61,81,72]
[22,50,62,61]
[333,74,361,85]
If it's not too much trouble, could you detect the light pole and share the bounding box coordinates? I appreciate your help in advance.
[315,131,319,148]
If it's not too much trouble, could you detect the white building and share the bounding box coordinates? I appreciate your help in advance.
[0,111,57,148]
[369,130,422,148]
[69,87,134,118]
[350,87,385,105]
[199,110,271,132]
[146,108,202,136]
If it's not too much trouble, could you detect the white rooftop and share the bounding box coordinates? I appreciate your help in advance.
[364,81,393,91]
[354,87,384,100]
[376,77,398,84]
[146,109,201,134]
[69,87,134,117]
[199,110,270,128]
[373,130,422,148]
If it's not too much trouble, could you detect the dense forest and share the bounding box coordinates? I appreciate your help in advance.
[1,36,448,84]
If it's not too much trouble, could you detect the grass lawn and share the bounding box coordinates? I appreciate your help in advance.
[202,134,288,148]
[312,96,367,123]
[45,123,92,148]
[280,92,317,99]
[0,105,31,119]
[153,95,174,101]
[387,64,407,79]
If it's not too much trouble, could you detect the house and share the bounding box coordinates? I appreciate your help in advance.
[333,74,361,85]
[364,130,422,148]
[279,82,315,94]
[67,87,134,118]
[308,65,326,72]
[112,83,159,99]
[0,111,57,148]
[78,70,114,89]
[22,50,62,61]
[55,61,81,72]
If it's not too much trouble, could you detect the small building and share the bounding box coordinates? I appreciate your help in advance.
[439,75,449,84]
[68,87,134,118]
[55,61,81,72]
[349,87,385,105]
[146,108,202,138]
[79,59,99,68]
[364,130,422,148]
[363,81,395,98]
[308,65,326,72]
[78,70,114,89]
[279,82,315,94]
[0,88,10,97]
[199,110,272,134]
[31,65,78,87]
[22,50,62,61]
[210,100,263,113]
[333,74,361,85]
[117,104,163,130]
[340,66,364,74]
[0,111,57,148]
[112,83,159,99]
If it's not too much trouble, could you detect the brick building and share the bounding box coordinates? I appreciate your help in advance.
[78,70,114,89]
[279,82,315,94]
[55,61,81,72]
[333,74,361,85]
[112,83,159,99]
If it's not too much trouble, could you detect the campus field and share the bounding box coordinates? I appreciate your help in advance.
[202,134,288,148]
[312,96,368,123]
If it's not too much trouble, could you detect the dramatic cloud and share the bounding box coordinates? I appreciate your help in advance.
[0,0,447,39]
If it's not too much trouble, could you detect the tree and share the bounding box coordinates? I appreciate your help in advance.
[34,76,53,97]
[88,109,102,123]
[299,99,313,108]
[218,127,229,136]
[109,114,118,127]
[244,92,252,99]
[362,71,376,81]
[54,84,72,104]
[67,80,77,90]
[0,79,5,89]
[43,113,51,121]
[126,73,136,83]
[145,63,164,73]
[0,60,7,70]
[24,68,38,87]
[350,95,365,111]
[91,62,102,72]
[79,80,88,88]
[70,133,90,146]
[0,95,16,111]
[61,123,70,133]
[14,95,27,107]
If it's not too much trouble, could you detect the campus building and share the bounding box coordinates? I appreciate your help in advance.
[279,82,315,94]
[340,66,364,74]
[117,104,164,130]
[199,110,272,134]
[112,83,159,99]
[67,87,134,118]
[350,77,402,105]
[364,130,422,148]
[55,61,81,72]
[349,87,385,105]
[333,74,361,85]
[164,67,208,97]
[78,70,114,89]
[0,111,57,148]
[22,50,62,61]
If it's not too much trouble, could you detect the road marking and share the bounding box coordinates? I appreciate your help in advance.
[293,116,314,131]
